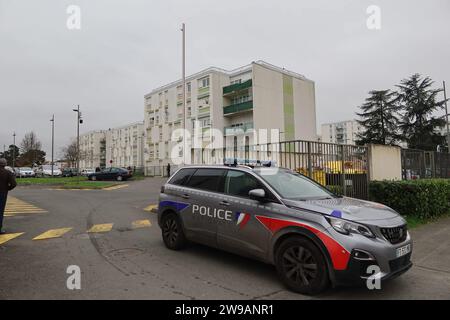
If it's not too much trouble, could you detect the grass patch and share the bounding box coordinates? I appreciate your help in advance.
[17,176,89,185]
[16,176,120,189]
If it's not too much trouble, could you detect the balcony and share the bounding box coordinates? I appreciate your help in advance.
[197,86,210,99]
[223,100,253,116]
[223,79,252,96]
[224,122,254,136]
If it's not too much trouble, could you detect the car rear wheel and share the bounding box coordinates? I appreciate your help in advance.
[91,176,96,181]
[275,236,329,295]
[161,212,187,250]
[116,175,123,181]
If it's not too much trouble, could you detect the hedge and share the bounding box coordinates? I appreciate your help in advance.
[369,179,450,220]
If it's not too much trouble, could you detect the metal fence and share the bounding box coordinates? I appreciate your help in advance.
[229,140,370,199]
[143,140,370,199]
[402,149,450,179]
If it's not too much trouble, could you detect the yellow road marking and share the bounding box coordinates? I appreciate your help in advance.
[87,223,113,233]
[0,232,24,245]
[102,184,128,191]
[5,196,47,216]
[33,228,72,240]
[132,219,152,228]
[144,204,158,212]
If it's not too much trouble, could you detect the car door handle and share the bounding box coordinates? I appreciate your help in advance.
[219,200,230,206]
[181,194,190,199]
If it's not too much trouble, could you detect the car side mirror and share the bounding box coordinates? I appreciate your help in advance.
[249,189,266,201]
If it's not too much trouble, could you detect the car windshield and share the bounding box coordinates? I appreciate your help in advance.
[254,168,335,200]
[21,167,32,170]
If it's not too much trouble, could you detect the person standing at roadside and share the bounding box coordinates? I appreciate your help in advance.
[0,158,17,234]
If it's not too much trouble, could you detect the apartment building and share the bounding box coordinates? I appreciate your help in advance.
[143,60,317,166]
[321,120,362,145]
[79,130,106,169]
[105,122,145,168]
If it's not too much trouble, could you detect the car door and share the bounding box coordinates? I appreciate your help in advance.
[216,170,284,261]
[181,168,226,246]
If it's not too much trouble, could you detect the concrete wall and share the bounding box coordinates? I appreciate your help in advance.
[368,144,402,181]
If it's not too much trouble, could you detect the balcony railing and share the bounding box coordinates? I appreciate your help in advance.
[223,100,253,115]
[223,79,252,96]
[224,122,254,135]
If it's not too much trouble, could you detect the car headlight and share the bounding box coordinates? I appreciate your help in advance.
[326,217,375,238]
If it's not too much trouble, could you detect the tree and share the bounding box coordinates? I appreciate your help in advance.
[396,74,446,151]
[17,150,46,166]
[18,131,44,166]
[1,145,20,166]
[62,140,78,167]
[20,131,42,153]
[356,90,400,145]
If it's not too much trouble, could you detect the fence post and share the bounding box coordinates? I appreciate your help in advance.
[341,145,347,197]
[307,141,313,178]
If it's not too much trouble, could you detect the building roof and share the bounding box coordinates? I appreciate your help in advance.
[144,60,311,97]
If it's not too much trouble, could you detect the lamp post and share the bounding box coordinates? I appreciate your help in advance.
[50,115,55,176]
[73,105,82,182]
[12,132,16,169]
[443,81,449,153]
[181,22,186,164]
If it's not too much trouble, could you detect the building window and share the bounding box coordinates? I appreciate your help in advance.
[198,77,210,88]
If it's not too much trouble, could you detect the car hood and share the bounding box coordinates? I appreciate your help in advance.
[282,197,401,223]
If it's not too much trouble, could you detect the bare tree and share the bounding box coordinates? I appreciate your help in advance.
[20,131,42,153]
[61,140,78,167]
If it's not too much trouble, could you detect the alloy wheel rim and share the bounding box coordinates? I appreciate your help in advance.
[163,219,178,245]
[282,246,318,286]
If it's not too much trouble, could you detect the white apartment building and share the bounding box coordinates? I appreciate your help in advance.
[105,122,145,168]
[143,61,317,167]
[321,120,362,145]
[78,130,107,169]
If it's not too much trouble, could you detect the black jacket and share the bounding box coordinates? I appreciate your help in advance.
[0,167,17,193]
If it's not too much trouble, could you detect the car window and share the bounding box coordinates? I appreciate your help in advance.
[224,170,263,198]
[111,168,119,173]
[169,168,196,186]
[102,168,111,173]
[184,168,225,192]
[254,168,333,200]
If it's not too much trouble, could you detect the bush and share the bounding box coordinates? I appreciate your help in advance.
[369,179,450,220]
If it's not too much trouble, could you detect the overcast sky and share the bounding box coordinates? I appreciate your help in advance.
[1,0,449,157]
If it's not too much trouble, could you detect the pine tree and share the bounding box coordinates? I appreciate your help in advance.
[356,90,400,145]
[396,74,446,151]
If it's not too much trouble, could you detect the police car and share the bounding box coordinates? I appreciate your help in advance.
[157,163,412,294]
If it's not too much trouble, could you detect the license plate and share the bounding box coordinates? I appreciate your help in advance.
[396,244,411,258]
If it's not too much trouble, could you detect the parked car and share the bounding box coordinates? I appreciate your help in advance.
[62,168,79,177]
[35,165,62,177]
[17,167,36,178]
[87,167,132,181]
[81,169,95,176]
[158,164,412,294]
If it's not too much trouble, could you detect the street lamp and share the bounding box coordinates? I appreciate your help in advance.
[443,81,450,153]
[50,115,55,176]
[12,132,16,169]
[73,105,82,181]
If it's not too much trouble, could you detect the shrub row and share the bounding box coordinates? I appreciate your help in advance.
[369,179,450,219]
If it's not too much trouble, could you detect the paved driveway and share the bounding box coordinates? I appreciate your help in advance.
[0,178,449,299]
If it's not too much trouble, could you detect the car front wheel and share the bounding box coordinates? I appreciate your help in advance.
[275,236,329,295]
[161,212,187,250]
[116,175,123,181]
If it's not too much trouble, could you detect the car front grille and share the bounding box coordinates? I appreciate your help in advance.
[389,253,412,273]
[380,225,407,244]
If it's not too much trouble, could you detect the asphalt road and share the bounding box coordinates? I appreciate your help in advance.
[1,178,449,299]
